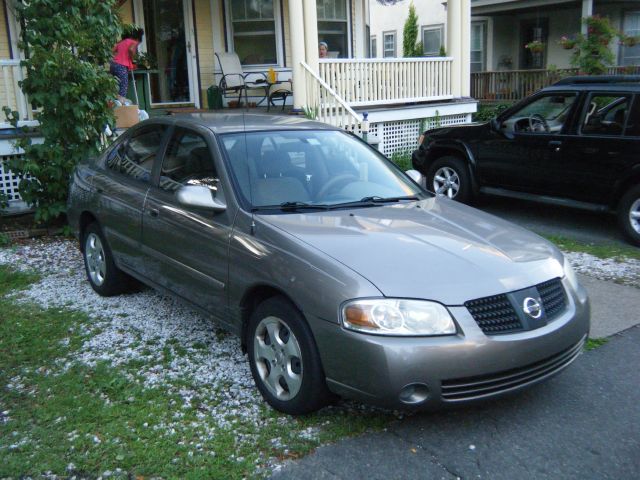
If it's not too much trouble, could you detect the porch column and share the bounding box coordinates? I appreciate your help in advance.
[303,0,319,75]
[447,0,462,98]
[581,0,593,35]
[460,0,471,97]
[289,0,307,110]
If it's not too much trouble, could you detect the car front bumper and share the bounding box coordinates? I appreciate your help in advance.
[310,278,590,409]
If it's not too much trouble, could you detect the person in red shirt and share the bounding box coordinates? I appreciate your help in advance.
[110,28,144,104]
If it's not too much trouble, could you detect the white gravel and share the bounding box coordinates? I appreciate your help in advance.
[0,237,638,475]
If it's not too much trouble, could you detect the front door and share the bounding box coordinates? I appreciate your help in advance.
[141,126,232,324]
[136,0,198,106]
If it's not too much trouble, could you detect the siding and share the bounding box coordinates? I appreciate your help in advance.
[118,0,134,25]
[1,0,11,58]
[194,0,215,106]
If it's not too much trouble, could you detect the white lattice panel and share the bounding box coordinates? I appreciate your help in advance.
[373,114,470,156]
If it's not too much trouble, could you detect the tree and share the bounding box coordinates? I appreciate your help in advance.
[566,15,618,75]
[403,2,422,57]
[5,0,121,223]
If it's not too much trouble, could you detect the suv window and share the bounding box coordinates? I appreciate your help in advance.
[625,96,640,137]
[106,126,167,182]
[581,93,632,136]
[159,128,220,194]
[502,92,578,134]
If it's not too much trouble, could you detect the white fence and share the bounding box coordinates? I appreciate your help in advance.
[318,57,454,107]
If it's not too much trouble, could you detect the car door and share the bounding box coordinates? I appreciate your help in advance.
[554,91,636,205]
[141,125,234,323]
[476,91,579,194]
[91,124,169,272]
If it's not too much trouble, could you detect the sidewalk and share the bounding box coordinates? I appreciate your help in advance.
[271,277,640,480]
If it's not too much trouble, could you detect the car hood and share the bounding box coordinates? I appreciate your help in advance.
[259,198,564,305]
[425,121,491,140]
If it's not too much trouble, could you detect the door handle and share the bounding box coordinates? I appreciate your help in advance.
[548,140,562,152]
[148,208,159,218]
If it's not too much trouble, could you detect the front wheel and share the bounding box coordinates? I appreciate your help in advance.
[618,185,640,246]
[247,296,333,415]
[426,156,472,203]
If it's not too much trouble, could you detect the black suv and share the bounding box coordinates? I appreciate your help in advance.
[412,76,640,246]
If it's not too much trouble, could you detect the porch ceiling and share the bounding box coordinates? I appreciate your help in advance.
[472,0,579,15]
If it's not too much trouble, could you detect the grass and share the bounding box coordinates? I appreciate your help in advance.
[0,265,392,479]
[540,234,640,261]
[584,338,609,351]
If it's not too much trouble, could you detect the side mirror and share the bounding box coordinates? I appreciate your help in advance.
[491,117,500,131]
[176,185,226,212]
[405,169,425,187]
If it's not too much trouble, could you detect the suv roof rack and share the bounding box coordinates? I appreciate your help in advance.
[553,75,640,86]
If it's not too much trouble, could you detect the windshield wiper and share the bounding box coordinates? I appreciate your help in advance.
[251,201,330,212]
[327,195,420,209]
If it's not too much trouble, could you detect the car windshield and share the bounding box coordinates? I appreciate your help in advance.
[220,130,426,210]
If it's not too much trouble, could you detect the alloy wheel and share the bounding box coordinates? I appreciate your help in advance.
[85,233,107,287]
[253,316,303,401]
[630,198,640,234]
[433,166,460,198]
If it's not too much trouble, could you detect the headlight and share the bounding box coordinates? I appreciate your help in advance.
[563,257,579,290]
[341,299,456,336]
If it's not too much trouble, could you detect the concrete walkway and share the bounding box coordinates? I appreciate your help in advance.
[271,276,640,480]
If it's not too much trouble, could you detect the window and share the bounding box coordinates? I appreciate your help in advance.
[471,21,486,72]
[520,19,548,69]
[422,25,443,57]
[107,126,167,182]
[228,0,278,66]
[621,11,640,66]
[317,0,349,58]
[383,31,396,58]
[581,94,632,137]
[503,93,578,133]
[159,129,219,193]
[626,96,640,137]
[370,36,377,58]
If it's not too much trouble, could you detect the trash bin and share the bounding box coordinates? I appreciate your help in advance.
[207,86,223,110]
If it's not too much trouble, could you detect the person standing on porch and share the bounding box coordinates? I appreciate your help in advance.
[319,41,329,58]
[110,28,144,104]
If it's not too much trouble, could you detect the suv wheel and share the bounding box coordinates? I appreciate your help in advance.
[426,156,471,203]
[247,296,333,415]
[618,185,640,246]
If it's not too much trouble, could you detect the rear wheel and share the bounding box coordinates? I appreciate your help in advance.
[618,185,640,246]
[247,296,333,415]
[426,156,471,203]
[82,222,132,296]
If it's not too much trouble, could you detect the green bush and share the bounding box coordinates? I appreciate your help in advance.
[473,103,511,122]
[403,3,422,57]
[390,150,413,171]
[4,0,121,224]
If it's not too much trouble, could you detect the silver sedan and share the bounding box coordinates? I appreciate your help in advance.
[67,114,590,415]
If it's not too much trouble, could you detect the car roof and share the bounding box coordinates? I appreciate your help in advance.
[144,112,339,135]
[549,75,640,91]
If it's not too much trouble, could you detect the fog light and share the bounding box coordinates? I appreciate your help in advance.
[399,383,430,404]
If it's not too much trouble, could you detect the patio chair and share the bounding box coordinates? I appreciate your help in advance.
[215,52,268,108]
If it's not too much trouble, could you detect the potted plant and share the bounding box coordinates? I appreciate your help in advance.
[559,36,577,50]
[525,40,545,53]
[620,35,640,48]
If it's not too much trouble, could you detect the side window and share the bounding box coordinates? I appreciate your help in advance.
[159,129,220,195]
[502,93,578,134]
[106,126,166,182]
[624,96,640,137]
[581,93,632,136]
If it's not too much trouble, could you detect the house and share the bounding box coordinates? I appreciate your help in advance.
[470,0,640,101]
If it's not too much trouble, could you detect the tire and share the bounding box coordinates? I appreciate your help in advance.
[426,156,472,203]
[247,296,333,415]
[82,222,131,296]
[617,185,640,247]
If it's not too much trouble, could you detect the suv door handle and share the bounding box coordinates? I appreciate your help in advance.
[548,140,562,152]
[148,208,159,218]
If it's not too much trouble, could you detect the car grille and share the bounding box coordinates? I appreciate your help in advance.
[441,336,585,401]
[537,278,567,320]
[464,294,523,334]
[465,278,567,335]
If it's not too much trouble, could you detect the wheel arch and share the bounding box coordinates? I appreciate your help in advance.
[426,142,479,195]
[78,211,99,251]
[239,284,305,352]
[613,171,640,210]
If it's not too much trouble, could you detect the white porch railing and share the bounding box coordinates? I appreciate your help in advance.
[0,59,32,122]
[318,57,454,107]
[301,61,363,132]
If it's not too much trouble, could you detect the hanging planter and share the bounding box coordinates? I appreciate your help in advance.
[559,36,577,50]
[620,35,640,48]
[525,40,546,54]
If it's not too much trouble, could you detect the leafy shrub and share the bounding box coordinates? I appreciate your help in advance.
[4,0,121,224]
[473,103,511,122]
[403,3,423,57]
[390,150,413,171]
